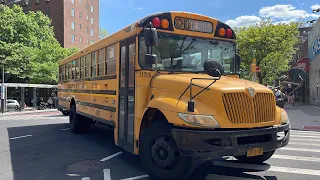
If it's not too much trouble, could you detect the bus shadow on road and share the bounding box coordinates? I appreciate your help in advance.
[5,122,121,180]
[5,123,277,180]
[190,161,277,180]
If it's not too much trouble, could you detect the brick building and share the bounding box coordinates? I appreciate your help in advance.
[5,0,99,50]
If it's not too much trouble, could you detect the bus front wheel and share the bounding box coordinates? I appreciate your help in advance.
[139,121,197,180]
[69,105,92,133]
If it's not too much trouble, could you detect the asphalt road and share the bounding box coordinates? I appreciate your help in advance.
[0,110,320,180]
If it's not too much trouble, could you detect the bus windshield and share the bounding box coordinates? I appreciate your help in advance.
[139,33,236,74]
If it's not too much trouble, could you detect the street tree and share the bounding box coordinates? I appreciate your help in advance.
[235,20,299,84]
[0,4,77,84]
[100,28,109,39]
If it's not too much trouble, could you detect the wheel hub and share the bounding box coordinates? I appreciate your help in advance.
[151,136,180,169]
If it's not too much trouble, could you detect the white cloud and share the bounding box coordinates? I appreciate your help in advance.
[259,4,318,19]
[225,4,320,27]
[273,19,297,25]
[132,7,143,10]
[225,15,261,28]
[311,4,320,10]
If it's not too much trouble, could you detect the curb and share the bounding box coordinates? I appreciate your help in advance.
[0,109,59,116]
[302,117,320,132]
[303,126,320,130]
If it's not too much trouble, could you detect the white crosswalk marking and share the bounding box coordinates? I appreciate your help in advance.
[290,134,320,138]
[213,161,320,176]
[291,130,320,134]
[204,129,320,179]
[290,138,320,142]
[288,142,320,147]
[280,147,320,153]
[272,154,320,162]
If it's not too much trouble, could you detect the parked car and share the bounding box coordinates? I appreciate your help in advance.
[6,99,20,110]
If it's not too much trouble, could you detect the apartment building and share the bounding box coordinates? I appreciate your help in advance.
[5,0,99,49]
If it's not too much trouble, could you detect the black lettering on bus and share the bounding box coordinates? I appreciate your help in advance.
[139,72,151,78]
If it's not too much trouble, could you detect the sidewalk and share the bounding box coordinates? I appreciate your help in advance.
[285,104,320,131]
[0,108,58,116]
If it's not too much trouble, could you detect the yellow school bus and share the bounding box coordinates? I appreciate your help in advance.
[58,12,290,180]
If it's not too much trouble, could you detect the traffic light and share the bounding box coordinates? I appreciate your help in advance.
[251,63,256,73]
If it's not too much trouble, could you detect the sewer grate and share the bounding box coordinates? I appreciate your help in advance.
[67,159,105,173]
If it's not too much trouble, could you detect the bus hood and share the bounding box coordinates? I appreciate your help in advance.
[152,73,267,92]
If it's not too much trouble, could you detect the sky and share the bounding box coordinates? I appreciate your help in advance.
[99,0,320,34]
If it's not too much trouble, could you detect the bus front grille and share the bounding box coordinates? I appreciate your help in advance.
[222,93,275,124]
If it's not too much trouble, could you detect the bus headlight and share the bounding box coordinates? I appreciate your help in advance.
[280,111,289,124]
[178,113,220,128]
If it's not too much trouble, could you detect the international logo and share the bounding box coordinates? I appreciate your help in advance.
[248,87,255,97]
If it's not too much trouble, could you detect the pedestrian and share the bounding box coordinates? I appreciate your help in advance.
[285,84,294,108]
[47,97,53,109]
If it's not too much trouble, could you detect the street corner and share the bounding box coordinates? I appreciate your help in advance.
[303,116,320,131]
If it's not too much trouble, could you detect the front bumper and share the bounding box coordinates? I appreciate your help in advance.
[171,123,290,158]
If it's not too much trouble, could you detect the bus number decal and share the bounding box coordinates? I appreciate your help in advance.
[96,110,100,117]
[139,72,151,78]
[92,82,98,89]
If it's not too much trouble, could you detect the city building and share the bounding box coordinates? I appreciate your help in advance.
[308,18,320,106]
[290,28,311,103]
[5,0,99,50]
[297,26,312,47]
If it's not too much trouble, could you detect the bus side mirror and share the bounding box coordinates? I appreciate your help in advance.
[145,54,157,65]
[143,27,158,47]
[143,25,158,65]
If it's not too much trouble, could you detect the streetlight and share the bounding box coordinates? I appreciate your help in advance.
[312,8,320,13]
[307,20,317,23]
[1,0,22,6]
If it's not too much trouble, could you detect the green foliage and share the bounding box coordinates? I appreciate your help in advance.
[0,5,77,84]
[100,27,109,39]
[235,20,299,84]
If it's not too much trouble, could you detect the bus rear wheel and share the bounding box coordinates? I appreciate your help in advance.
[235,150,275,164]
[139,121,197,180]
[62,111,69,116]
[69,105,92,133]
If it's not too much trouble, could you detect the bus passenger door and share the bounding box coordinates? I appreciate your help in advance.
[118,37,135,153]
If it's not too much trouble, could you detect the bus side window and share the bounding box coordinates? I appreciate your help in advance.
[76,59,80,79]
[72,60,75,79]
[58,66,61,82]
[80,57,85,78]
[85,54,91,77]
[91,52,97,77]
[106,44,116,75]
[68,62,71,80]
[98,48,105,76]
[64,65,67,80]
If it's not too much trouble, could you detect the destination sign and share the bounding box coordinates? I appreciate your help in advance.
[174,17,213,33]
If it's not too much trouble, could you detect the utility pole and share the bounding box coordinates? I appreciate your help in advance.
[251,59,257,82]
[1,60,4,114]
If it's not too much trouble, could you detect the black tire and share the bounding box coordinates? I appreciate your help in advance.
[235,150,275,164]
[69,105,92,133]
[139,121,197,180]
[62,111,69,116]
